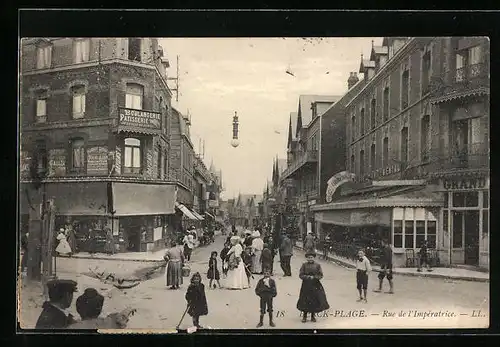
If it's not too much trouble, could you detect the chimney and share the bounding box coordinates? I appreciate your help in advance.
[348,72,359,89]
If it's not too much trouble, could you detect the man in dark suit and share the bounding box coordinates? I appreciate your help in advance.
[279,233,293,277]
[35,279,78,329]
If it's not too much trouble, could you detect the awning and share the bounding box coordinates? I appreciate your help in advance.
[191,210,205,221]
[205,211,215,219]
[45,182,109,216]
[315,209,392,227]
[113,183,176,216]
[175,202,198,220]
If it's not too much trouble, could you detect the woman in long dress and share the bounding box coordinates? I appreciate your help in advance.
[296,251,330,323]
[56,229,72,256]
[224,236,249,290]
[251,231,264,274]
[164,240,184,289]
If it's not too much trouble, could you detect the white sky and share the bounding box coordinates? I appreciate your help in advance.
[160,37,382,199]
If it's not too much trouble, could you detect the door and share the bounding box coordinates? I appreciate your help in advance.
[464,211,480,266]
[452,120,469,166]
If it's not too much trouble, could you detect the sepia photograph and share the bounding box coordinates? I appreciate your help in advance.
[17,35,490,332]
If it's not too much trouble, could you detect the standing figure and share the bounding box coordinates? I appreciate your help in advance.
[251,230,264,274]
[224,236,249,290]
[355,250,372,303]
[279,233,293,277]
[303,231,316,254]
[65,225,77,254]
[220,242,231,278]
[185,272,208,328]
[207,251,222,289]
[255,269,277,328]
[20,232,29,273]
[296,252,330,323]
[261,243,274,275]
[374,239,394,294]
[244,231,253,248]
[242,247,253,287]
[88,229,97,255]
[35,279,78,329]
[104,228,115,255]
[417,240,433,272]
[183,232,195,261]
[164,240,184,290]
[55,229,72,257]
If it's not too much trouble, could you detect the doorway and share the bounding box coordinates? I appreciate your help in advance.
[452,210,479,266]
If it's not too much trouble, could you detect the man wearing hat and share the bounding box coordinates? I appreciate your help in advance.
[279,233,293,277]
[35,279,78,329]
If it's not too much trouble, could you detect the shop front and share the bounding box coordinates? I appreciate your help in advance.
[439,175,489,269]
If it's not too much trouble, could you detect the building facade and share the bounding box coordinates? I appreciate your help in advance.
[312,37,489,269]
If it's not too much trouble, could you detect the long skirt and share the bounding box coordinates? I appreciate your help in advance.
[252,250,262,274]
[165,261,183,287]
[296,279,330,313]
[225,261,249,289]
[56,240,72,255]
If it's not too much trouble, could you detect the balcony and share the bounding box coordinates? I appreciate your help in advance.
[280,150,318,181]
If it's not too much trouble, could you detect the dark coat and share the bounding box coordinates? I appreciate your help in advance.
[35,302,76,329]
[255,278,277,298]
[220,247,230,262]
[242,252,253,277]
[261,248,273,269]
[207,257,220,280]
[296,262,330,313]
[185,283,208,317]
[244,236,253,247]
[279,236,293,257]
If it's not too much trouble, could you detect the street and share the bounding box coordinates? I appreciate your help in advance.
[19,234,489,330]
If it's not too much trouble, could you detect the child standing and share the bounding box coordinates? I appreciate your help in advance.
[242,247,253,287]
[207,251,221,289]
[185,272,208,328]
[356,250,372,303]
[220,243,230,278]
[255,269,277,327]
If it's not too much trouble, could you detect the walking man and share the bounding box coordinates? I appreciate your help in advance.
[374,240,394,294]
[279,232,293,277]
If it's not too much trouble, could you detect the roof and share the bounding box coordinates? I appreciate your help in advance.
[370,46,389,60]
[252,195,263,204]
[359,59,376,73]
[290,112,298,141]
[277,158,287,175]
[238,194,255,207]
[298,95,341,131]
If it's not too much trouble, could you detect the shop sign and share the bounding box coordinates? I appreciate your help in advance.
[325,171,355,203]
[209,199,219,208]
[20,151,32,178]
[87,146,108,175]
[48,149,66,177]
[443,177,487,190]
[118,108,162,130]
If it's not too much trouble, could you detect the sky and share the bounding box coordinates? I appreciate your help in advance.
[160,37,382,199]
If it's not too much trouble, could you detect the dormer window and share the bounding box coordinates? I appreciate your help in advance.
[74,39,90,64]
[36,43,52,69]
[128,38,142,62]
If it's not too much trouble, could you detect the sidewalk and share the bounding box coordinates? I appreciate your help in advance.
[294,242,489,283]
[66,248,167,263]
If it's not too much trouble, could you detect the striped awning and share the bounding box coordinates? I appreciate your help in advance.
[116,125,162,136]
[430,87,489,104]
[205,211,215,219]
[191,210,205,221]
[175,202,198,220]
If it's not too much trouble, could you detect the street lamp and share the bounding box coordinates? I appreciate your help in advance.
[231,112,240,148]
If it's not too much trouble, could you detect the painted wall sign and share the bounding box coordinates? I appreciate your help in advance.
[118,108,162,130]
[325,171,356,203]
[87,146,108,175]
[48,149,66,177]
[20,151,32,178]
[443,177,487,190]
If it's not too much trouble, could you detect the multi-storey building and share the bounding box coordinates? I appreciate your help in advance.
[20,37,181,253]
[312,37,489,269]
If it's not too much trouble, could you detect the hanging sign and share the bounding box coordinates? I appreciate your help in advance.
[325,171,356,203]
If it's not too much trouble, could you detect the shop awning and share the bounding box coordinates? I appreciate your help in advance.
[191,210,205,221]
[113,183,176,216]
[175,202,198,220]
[315,209,392,227]
[205,211,215,219]
[44,182,109,216]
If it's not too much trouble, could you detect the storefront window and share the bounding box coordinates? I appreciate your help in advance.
[483,191,489,208]
[452,192,478,207]
[427,221,437,248]
[404,221,415,248]
[393,220,403,248]
[444,192,449,207]
[416,221,426,248]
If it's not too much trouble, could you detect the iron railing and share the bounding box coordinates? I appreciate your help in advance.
[280,150,318,181]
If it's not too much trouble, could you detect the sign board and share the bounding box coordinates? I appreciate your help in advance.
[443,177,488,190]
[325,171,356,203]
[118,108,162,130]
[209,199,219,208]
[20,151,32,178]
[48,149,66,177]
[87,146,108,175]
[153,226,163,241]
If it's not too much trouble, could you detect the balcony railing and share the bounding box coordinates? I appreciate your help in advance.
[455,63,489,83]
[280,150,318,181]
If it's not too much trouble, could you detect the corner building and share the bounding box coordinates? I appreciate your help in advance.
[311,37,489,269]
[20,37,185,253]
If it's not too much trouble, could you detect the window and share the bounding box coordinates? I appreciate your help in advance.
[125,84,144,110]
[400,126,409,165]
[71,138,85,172]
[469,46,482,66]
[404,220,415,248]
[36,45,52,69]
[427,221,437,249]
[393,220,403,248]
[350,154,355,173]
[455,53,465,82]
[34,140,48,174]
[360,108,365,135]
[416,220,426,248]
[351,115,356,141]
[422,50,431,95]
[128,38,142,62]
[383,87,389,121]
[383,137,389,168]
[35,91,48,123]
[420,115,430,162]
[359,150,365,177]
[124,138,142,174]
[401,68,409,109]
[370,98,376,129]
[72,86,86,119]
[370,143,376,171]
[452,192,479,207]
[74,39,90,63]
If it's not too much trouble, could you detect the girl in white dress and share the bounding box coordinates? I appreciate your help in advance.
[251,231,264,274]
[225,236,249,290]
[56,228,72,256]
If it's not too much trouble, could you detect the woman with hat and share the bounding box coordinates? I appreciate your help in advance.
[224,236,249,290]
[251,230,264,274]
[69,288,135,329]
[296,251,330,323]
[164,239,185,290]
[56,228,72,257]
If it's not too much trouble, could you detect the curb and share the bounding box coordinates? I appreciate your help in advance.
[293,246,489,283]
[58,255,163,263]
